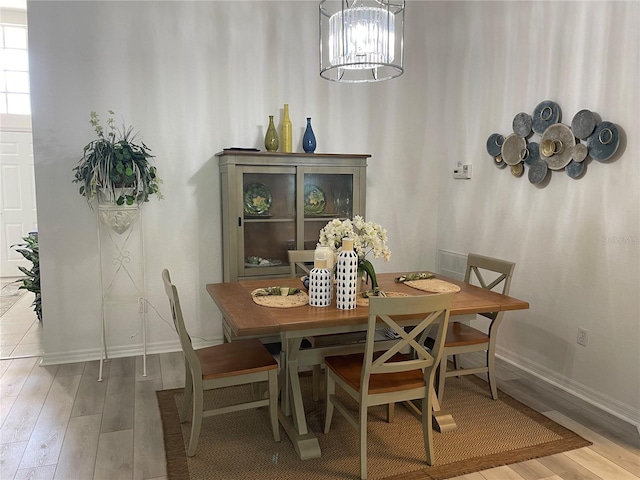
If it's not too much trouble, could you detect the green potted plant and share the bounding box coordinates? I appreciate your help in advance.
[12,232,42,322]
[72,110,162,207]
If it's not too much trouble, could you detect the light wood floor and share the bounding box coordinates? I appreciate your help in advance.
[1,293,639,479]
[1,353,638,480]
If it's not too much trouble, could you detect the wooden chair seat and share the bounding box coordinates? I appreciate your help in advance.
[196,339,278,381]
[444,322,489,347]
[325,352,426,394]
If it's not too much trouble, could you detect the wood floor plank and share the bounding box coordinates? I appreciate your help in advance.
[159,352,185,390]
[100,358,135,434]
[93,429,134,480]
[1,363,57,443]
[0,358,12,379]
[133,377,166,480]
[509,458,556,479]
[537,452,604,480]
[18,373,81,469]
[136,353,161,382]
[52,414,101,480]
[14,464,56,480]
[71,361,109,418]
[563,447,640,480]
[0,440,28,479]
[478,465,527,479]
[0,395,16,427]
[544,410,640,474]
[55,362,85,377]
[0,357,38,398]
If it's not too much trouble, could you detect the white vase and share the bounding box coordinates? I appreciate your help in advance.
[309,259,332,307]
[336,238,358,310]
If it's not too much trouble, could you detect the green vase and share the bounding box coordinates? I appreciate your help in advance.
[265,115,279,152]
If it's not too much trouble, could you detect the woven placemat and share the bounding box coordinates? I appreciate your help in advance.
[404,279,461,294]
[251,289,309,308]
[356,291,410,307]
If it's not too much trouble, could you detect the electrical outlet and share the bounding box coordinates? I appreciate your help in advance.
[577,328,588,347]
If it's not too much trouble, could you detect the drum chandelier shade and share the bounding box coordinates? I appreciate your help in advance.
[319,0,405,83]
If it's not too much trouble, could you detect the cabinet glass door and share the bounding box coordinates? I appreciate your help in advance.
[302,171,356,250]
[241,170,294,276]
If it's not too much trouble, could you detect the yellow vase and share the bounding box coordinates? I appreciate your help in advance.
[281,103,292,153]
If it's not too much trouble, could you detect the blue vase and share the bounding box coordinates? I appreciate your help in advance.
[303,117,316,153]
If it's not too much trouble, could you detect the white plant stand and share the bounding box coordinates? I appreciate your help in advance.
[96,202,147,381]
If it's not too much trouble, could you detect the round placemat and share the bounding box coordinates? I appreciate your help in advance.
[251,290,309,308]
[356,291,409,308]
[404,279,461,294]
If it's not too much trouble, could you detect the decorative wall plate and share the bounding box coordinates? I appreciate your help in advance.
[243,183,272,215]
[304,184,326,214]
[572,143,588,163]
[502,134,527,165]
[525,141,540,165]
[532,100,561,134]
[486,133,504,157]
[566,160,585,179]
[528,158,549,184]
[571,109,597,139]
[587,121,620,162]
[540,123,575,170]
[512,112,532,138]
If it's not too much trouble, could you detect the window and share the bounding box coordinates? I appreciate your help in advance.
[0,22,30,115]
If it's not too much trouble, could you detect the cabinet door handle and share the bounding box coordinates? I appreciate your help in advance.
[238,217,242,227]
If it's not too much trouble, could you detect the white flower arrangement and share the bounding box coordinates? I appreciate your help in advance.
[318,215,391,288]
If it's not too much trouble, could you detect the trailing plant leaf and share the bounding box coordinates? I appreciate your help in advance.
[11,233,42,321]
[72,110,162,208]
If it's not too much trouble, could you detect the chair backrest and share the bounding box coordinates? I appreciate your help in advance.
[161,269,201,376]
[364,293,455,386]
[464,253,516,320]
[288,250,315,277]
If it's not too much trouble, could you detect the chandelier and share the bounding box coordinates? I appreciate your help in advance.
[319,0,405,83]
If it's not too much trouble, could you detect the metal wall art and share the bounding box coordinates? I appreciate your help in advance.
[487,101,621,184]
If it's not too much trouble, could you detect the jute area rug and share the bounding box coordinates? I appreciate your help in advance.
[157,372,590,480]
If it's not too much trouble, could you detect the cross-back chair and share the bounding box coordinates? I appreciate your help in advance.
[435,253,516,401]
[323,293,455,480]
[161,269,280,456]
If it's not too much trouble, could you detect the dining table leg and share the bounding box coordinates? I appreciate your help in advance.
[277,335,322,460]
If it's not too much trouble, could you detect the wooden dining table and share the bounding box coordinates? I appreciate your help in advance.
[206,272,529,460]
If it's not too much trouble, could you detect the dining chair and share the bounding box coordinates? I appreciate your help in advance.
[288,249,315,277]
[323,293,454,480]
[434,253,516,401]
[288,250,368,402]
[161,269,280,456]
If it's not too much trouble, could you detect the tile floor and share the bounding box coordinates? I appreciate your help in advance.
[0,284,43,359]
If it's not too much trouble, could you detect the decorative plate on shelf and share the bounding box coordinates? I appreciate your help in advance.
[243,183,272,215]
[245,256,283,267]
[304,185,326,215]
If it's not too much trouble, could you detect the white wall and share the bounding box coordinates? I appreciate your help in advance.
[427,1,639,427]
[27,1,638,428]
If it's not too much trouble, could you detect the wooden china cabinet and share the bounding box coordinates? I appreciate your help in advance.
[217,150,369,282]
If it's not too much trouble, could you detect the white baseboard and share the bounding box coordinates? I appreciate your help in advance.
[457,347,640,434]
[496,346,640,433]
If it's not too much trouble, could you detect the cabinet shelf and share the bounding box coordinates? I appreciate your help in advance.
[218,151,369,282]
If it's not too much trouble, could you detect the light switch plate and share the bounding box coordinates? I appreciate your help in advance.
[453,164,472,179]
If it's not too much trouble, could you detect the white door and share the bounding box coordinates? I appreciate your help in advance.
[0,130,37,277]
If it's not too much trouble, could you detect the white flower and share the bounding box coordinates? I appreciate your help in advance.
[318,215,391,262]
